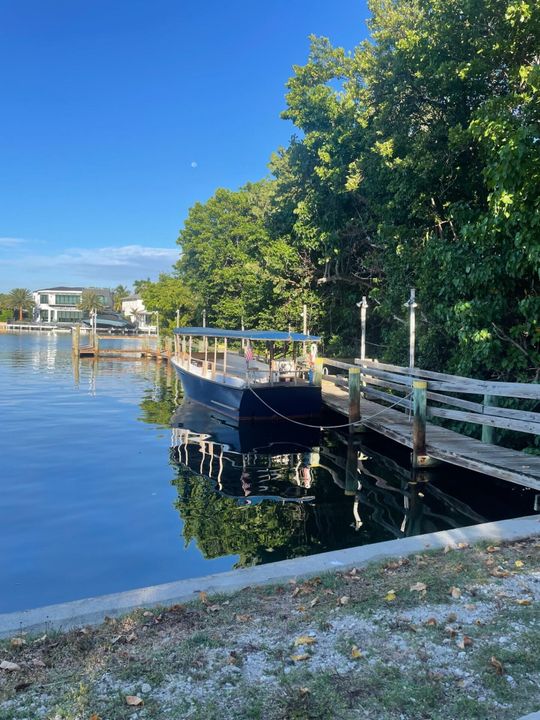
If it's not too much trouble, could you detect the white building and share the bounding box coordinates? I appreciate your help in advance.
[33,287,113,323]
[121,295,157,333]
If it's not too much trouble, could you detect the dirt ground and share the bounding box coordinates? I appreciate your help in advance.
[1,537,539,720]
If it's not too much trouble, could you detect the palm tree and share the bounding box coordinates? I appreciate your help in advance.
[79,289,105,316]
[112,285,130,311]
[8,288,34,321]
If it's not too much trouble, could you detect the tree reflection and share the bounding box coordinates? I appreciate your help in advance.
[173,464,312,566]
[138,368,179,427]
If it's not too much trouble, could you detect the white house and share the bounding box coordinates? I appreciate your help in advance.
[121,295,157,333]
[33,287,113,323]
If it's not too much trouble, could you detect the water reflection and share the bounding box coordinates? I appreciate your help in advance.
[171,404,320,504]
[167,399,508,568]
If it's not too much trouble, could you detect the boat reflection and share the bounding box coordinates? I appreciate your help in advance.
[170,401,321,504]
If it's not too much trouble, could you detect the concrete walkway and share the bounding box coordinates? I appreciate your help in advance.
[1,514,539,639]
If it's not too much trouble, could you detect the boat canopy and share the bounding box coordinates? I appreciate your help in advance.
[174,326,321,342]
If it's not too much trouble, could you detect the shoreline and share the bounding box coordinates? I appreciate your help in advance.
[2,514,539,639]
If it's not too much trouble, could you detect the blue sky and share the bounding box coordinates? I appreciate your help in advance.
[0,0,369,292]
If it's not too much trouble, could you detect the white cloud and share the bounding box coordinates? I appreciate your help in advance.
[0,243,179,291]
[36,245,178,269]
[0,237,26,247]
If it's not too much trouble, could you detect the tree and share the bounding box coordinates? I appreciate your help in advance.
[8,288,34,321]
[79,289,105,316]
[133,278,151,294]
[112,285,130,312]
[175,183,273,328]
[174,181,322,334]
[139,274,198,334]
[275,1,539,377]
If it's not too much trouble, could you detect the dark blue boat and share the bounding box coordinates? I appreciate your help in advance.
[171,327,322,424]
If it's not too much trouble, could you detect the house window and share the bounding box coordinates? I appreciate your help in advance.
[57,310,82,322]
[40,294,49,304]
[55,294,81,305]
[40,309,49,321]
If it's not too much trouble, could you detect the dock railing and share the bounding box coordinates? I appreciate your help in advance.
[321,356,540,441]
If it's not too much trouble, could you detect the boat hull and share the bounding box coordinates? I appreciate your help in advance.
[172,361,321,423]
[171,401,321,452]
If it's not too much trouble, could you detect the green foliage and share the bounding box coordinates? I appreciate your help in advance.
[79,289,105,315]
[7,288,34,321]
[112,284,130,311]
[0,293,13,320]
[176,181,321,333]
[273,0,540,376]
[138,273,198,334]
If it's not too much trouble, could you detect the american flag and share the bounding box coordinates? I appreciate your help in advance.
[245,343,254,362]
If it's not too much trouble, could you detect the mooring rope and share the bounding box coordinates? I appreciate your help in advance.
[247,385,414,431]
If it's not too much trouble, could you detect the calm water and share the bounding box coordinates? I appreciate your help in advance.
[0,333,535,613]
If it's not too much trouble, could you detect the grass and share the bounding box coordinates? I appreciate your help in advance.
[0,537,539,719]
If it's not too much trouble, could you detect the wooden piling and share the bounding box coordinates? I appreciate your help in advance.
[313,358,323,387]
[71,325,80,357]
[412,380,427,467]
[348,367,361,432]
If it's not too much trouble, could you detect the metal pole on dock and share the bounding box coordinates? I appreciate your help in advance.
[348,367,361,433]
[412,380,427,467]
[302,304,307,356]
[408,288,417,369]
[359,296,368,362]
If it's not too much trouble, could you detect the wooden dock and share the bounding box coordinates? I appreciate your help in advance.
[70,323,540,492]
[73,327,172,362]
[321,361,540,492]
